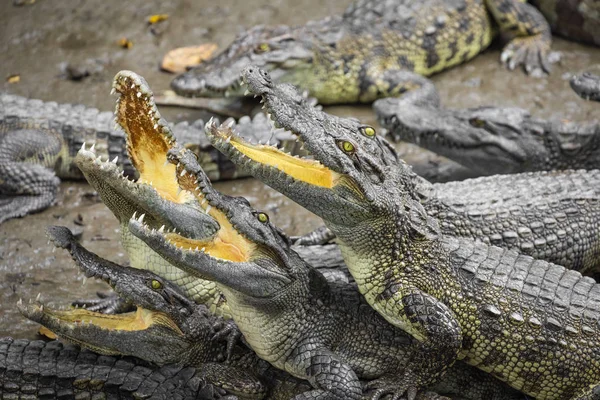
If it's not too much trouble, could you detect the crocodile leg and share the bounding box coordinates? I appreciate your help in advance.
[485,0,552,73]
[0,129,62,223]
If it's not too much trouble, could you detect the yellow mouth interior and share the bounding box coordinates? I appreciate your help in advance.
[39,307,182,336]
[164,161,256,262]
[115,81,192,204]
[229,138,341,188]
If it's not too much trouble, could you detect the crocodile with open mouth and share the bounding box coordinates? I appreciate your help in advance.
[373,71,600,175]
[208,67,600,274]
[207,66,600,399]
[172,0,553,104]
[17,225,308,400]
[126,141,523,400]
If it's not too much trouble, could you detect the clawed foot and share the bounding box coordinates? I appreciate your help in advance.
[71,291,134,314]
[364,377,419,400]
[212,318,243,361]
[501,35,551,75]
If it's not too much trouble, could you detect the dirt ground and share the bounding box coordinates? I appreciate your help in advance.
[1,0,599,338]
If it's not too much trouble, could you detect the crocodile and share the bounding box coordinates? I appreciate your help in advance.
[72,70,352,316]
[207,67,600,275]
[0,337,239,400]
[373,75,600,176]
[208,67,600,399]
[127,142,523,400]
[172,0,553,104]
[16,225,522,400]
[0,92,302,224]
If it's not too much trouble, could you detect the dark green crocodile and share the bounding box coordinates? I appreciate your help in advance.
[0,337,239,400]
[172,0,553,104]
[207,67,600,275]
[0,91,302,224]
[210,67,600,399]
[373,71,600,176]
[126,142,523,400]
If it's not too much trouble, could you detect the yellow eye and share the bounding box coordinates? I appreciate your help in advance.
[256,43,270,53]
[469,118,485,128]
[257,212,269,223]
[361,126,376,137]
[341,141,355,153]
[151,280,162,290]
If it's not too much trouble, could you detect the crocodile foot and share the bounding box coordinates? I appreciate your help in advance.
[364,376,419,400]
[212,317,244,361]
[500,35,551,75]
[71,291,135,314]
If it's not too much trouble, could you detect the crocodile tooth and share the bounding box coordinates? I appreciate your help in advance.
[82,276,87,286]
[52,247,56,253]
[110,88,116,95]
[132,211,137,219]
[180,169,187,177]
[205,205,212,214]
[81,142,86,151]
[112,156,118,164]
[226,136,231,143]
[90,143,96,152]
[158,225,165,233]
[138,213,145,223]
[201,247,206,252]
[244,89,250,96]
[36,293,41,301]
[17,298,23,306]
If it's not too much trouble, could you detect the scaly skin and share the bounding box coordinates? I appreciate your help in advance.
[531,0,600,46]
[206,67,600,399]
[172,0,552,104]
[373,72,600,175]
[208,67,600,275]
[0,337,238,400]
[571,72,600,102]
[0,92,303,225]
[128,143,523,400]
[18,225,276,399]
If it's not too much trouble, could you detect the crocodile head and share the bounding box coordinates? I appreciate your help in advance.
[171,24,314,99]
[19,226,225,366]
[75,71,225,310]
[205,66,418,232]
[570,72,600,102]
[128,145,320,362]
[374,98,536,175]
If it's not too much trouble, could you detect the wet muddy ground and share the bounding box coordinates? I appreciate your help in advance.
[1,0,599,338]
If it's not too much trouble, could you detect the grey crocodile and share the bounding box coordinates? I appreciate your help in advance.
[208,66,600,399]
[0,337,237,400]
[128,142,523,400]
[0,92,300,224]
[374,71,600,176]
[172,0,553,104]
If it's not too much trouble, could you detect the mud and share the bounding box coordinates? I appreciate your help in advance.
[1,0,599,338]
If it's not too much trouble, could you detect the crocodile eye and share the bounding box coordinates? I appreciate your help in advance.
[360,126,376,137]
[338,140,356,154]
[256,43,270,53]
[469,118,485,128]
[150,280,162,290]
[257,212,269,223]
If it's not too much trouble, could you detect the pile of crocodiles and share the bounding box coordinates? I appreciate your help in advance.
[2,0,600,398]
